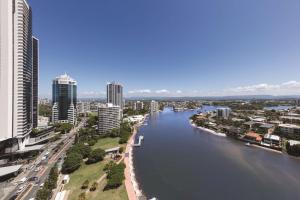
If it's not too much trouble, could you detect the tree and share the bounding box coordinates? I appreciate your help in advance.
[36,188,50,200]
[86,148,105,164]
[78,193,86,200]
[103,161,117,171]
[105,163,126,190]
[81,180,89,189]
[90,182,98,191]
[39,104,52,117]
[62,153,82,174]
[67,143,91,159]
[119,147,124,154]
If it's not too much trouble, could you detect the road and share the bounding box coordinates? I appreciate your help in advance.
[5,120,85,200]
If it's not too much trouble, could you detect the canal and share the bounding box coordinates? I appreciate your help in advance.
[133,107,300,200]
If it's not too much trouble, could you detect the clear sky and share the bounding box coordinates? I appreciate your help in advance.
[28,0,300,98]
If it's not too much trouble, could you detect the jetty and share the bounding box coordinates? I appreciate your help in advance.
[133,136,144,147]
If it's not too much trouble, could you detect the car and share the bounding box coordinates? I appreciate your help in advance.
[34,166,40,172]
[39,183,44,188]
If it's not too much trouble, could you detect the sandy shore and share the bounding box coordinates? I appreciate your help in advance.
[124,118,147,200]
[190,120,227,137]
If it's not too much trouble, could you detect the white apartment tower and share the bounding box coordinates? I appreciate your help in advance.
[0,0,34,150]
[134,101,144,111]
[98,103,121,134]
[150,100,159,113]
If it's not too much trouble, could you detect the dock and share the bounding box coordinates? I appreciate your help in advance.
[133,136,144,147]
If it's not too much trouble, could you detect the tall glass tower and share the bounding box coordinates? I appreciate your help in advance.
[52,74,77,125]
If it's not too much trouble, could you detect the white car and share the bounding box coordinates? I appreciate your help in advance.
[34,167,40,172]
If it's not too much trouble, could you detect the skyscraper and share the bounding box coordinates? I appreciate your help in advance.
[107,82,123,110]
[150,100,159,113]
[52,74,77,125]
[0,0,33,150]
[134,101,144,111]
[98,103,121,134]
[32,37,39,128]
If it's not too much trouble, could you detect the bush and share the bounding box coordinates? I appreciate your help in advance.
[286,142,300,156]
[87,139,97,146]
[119,147,124,154]
[62,153,82,174]
[81,180,89,189]
[103,161,117,171]
[86,148,105,164]
[89,182,98,191]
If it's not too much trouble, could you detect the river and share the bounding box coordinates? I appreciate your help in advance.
[133,107,300,200]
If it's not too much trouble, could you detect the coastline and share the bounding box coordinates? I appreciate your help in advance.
[189,120,227,137]
[124,116,147,200]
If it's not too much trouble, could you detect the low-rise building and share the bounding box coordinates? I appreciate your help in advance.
[77,102,91,114]
[262,134,281,147]
[124,115,145,124]
[278,124,300,136]
[280,116,300,124]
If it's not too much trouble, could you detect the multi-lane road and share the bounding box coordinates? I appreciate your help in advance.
[5,120,85,200]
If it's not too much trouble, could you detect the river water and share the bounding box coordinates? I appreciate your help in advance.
[133,107,300,200]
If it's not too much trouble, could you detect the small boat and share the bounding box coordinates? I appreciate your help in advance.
[245,142,251,146]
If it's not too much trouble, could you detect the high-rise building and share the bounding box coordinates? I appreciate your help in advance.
[52,74,77,125]
[217,108,231,119]
[0,0,33,151]
[98,103,121,134]
[77,102,91,114]
[32,37,39,128]
[107,82,123,109]
[150,100,159,113]
[134,101,144,111]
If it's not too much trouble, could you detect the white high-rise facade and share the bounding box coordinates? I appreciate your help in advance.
[107,82,124,110]
[98,103,121,134]
[150,100,159,113]
[0,0,33,150]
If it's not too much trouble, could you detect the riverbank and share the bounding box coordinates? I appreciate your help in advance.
[124,116,147,200]
[189,120,227,137]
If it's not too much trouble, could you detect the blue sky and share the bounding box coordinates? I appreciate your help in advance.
[28,0,300,98]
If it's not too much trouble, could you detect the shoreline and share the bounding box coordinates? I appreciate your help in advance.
[124,116,147,200]
[189,120,227,137]
[189,120,284,154]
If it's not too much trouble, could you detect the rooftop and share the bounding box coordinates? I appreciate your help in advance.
[0,165,22,177]
[279,124,300,129]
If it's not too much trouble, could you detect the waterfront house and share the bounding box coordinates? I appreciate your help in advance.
[262,134,281,147]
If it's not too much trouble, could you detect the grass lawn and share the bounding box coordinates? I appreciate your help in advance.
[87,179,128,200]
[65,160,108,200]
[92,137,122,150]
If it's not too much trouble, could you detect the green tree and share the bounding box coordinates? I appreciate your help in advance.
[62,153,82,174]
[86,148,105,164]
[81,180,89,189]
[90,182,98,191]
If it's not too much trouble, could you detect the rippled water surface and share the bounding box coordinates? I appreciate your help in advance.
[133,107,300,200]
